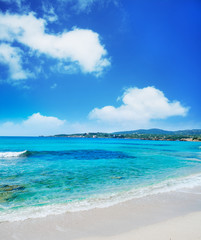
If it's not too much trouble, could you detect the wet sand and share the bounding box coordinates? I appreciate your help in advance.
[1,187,201,240]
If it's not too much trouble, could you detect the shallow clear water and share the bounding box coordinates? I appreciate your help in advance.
[0,137,201,222]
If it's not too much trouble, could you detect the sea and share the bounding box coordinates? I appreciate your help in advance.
[0,137,201,222]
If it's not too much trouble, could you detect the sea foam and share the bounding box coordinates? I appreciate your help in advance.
[0,150,27,158]
[1,172,201,223]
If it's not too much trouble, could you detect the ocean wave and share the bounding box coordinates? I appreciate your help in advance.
[0,149,133,160]
[0,150,28,158]
[1,172,201,222]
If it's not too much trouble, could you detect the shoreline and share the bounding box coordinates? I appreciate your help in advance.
[49,135,201,142]
[1,186,201,240]
[1,171,201,223]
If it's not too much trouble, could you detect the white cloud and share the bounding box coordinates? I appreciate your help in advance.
[0,104,193,136]
[74,0,96,12]
[0,113,107,136]
[23,113,65,128]
[0,12,110,80]
[42,4,58,22]
[59,0,98,12]
[0,113,66,136]
[0,43,30,80]
[89,86,189,125]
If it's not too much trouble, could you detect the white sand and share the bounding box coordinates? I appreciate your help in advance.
[79,211,201,240]
[0,188,201,240]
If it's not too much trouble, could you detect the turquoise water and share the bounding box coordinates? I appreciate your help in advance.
[0,137,201,222]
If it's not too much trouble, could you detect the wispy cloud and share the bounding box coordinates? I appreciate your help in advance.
[60,0,119,13]
[0,43,31,81]
[42,3,58,22]
[72,0,98,13]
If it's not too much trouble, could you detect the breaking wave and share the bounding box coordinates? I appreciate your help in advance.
[0,150,28,158]
[0,150,133,160]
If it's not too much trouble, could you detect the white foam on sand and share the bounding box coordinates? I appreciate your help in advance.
[1,172,201,222]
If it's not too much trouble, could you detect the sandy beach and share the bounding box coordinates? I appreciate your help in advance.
[0,0,200,238]
[79,212,201,240]
[1,186,201,240]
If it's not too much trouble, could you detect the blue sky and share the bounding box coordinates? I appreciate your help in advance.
[0,0,200,135]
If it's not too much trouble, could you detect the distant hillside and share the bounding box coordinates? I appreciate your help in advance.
[174,129,201,135]
[113,128,172,135]
[50,129,201,142]
[113,128,201,135]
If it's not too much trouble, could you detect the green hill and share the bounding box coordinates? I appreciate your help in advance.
[113,128,201,135]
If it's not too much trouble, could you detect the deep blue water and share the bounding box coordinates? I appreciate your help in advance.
[0,137,201,222]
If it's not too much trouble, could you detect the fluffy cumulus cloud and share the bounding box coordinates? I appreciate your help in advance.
[0,112,109,136]
[0,12,110,81]
[23,113,65,128]
[89,86,189,125]
[0,113,66,136]
[0,112,111,136]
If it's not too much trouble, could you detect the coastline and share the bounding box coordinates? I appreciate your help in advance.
[1,186,201,240]
[49,135,201,142]
[49,129,201,142]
